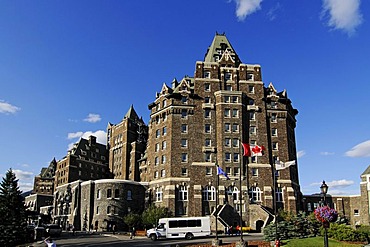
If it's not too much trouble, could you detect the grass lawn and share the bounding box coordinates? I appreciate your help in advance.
[282,237,366,247]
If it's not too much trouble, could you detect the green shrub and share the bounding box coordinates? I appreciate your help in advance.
[326,223,368,242]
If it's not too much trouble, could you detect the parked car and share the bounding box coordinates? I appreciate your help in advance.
[45,224,62,237]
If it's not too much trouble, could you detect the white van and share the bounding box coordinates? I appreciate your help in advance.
[146,216,211,241]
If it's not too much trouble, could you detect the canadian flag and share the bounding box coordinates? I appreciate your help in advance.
[251,145,266,156]
[242,143,251,156]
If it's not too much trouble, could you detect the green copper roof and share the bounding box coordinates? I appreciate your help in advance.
[204,32,241,64]
[124,104,139,120]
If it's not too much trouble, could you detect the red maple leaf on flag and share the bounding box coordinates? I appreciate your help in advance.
[251,145,265,156]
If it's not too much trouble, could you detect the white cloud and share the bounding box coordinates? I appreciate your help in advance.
[322,0,363,35]
[267,2,281,21]
[320,151,335,156]
[18,182,34,193]
[345,140,370,157]
[310,179,354,188]
[13,169,34,180]
[67,132,84,139]
[67,130,107,150]
[297,150,306,158]
[83,113,101,123]
[0,100,20,114]
[232,0,263,21]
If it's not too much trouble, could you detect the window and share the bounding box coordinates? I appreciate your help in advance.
[224,108,231,117]
[233,167,240,176]
[249,187,261,202]
[181,109,188,118]
[232,96,238,103]
[205,124,211,133]
[247,73,254,81]
[272,128,278,137]
[161,155,166,164]
[181,124,188,133]
[224,96,230,103]
[204,152,211,162]
[107,189,112,198]
[161,169,166,177]
[251,156,257,163]
[162,141,167,150]
[156,187,163,202]
[181,96,188,104]
[232,138,239,147]
[206,167,212,175]
[225,153,231,162]
[249,99,255,105]
[271,113,277,123]
[271,102,277,109]
[232,109,238,117]
[225,138,231,147]
[114,189,119,198]
[202,185,216,201]
[232,123,239,132]
[155,157,159,165]
[354,209,359,216]
[250,126,256,135]
[249,112,255,120]
[226,85,232,91]
[233,153,240,162]
[178,185,188,201]
[205,139,211,147]
[307,203,312,212]
[154,171,159,178]
[205,97,210,103]
[96,206,99,215]
[155,143,159,152]
[272,142,278,151]
[182,153,188,162]
[181,139,187,147]
[107,206,111,215]
[248,85,254,93]
[224,72,231,81]
[226,167,231,176]
[227,186,239,201]
[163,127,167,135]
[204,71,211,78]
[204,83,210,91]
[181,168,188,176]
[97,189,101,199]
[276,187,283,202]
[162,100,167,108]
[156,129,160,138]
[205,109,211,118]
[225,123,231,132]
[252,168,258,177]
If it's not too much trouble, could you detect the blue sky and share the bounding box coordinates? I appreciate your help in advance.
[1,0,369,196]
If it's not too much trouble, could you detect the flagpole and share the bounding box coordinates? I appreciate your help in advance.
[216,164,219,240]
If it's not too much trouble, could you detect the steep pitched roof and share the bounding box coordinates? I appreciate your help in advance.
[204,32,241,65]
[124,104,139,121]
[361,165,370,176]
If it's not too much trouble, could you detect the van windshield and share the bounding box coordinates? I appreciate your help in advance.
[157,223,165,229]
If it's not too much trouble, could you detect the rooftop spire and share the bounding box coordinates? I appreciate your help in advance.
[204,32,241,65]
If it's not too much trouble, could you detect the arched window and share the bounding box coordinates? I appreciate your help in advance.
[127,190,132,200]
[97,189,101,199]
[107,206,111,215]
[107,189,112,198]
[156,187,163,202]
[202,185,216,201]
[249,186,261,202]
[227,186,239,201]
[276,187,283,202]
[178,185,188,201]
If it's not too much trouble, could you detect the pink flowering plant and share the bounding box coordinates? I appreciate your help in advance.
[314,205,338,223]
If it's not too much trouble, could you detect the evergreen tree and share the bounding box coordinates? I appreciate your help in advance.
[0,169,28,247]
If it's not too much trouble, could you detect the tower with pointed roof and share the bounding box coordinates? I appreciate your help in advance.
[107,105,148,181]
[140,33,301,229]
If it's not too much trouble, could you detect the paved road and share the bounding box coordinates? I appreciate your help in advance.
[25,232,264,247]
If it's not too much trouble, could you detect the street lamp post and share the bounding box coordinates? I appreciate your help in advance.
[320,180,329,247]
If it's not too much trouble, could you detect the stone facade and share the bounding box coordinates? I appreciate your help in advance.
[52,179,145,231]
[33,158,56,195]
[54,135,111,189]
[139,33,301,229]
[107,105,148,181]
